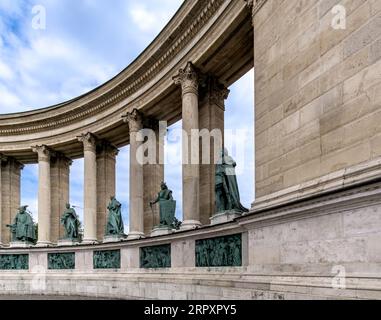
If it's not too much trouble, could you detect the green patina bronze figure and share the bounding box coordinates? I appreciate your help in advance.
[150,182,180,229]
[215,148,248,214]
[6,205,36,244]
[60,203,80,240]
[105,196,124,236]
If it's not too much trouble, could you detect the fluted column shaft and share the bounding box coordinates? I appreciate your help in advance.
[32,145,52,246]
[96,141,118,240]
[173,62,202,229]
[199,77,229,224]
[124,109,145,239]
[78,133,98,243]
[0,157,23,244]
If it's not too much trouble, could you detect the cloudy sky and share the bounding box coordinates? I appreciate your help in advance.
[0,0,254,230]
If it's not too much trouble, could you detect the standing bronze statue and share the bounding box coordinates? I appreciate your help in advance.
[6,205,36,244]
[215,148,248,214]
[60,203,81,240]
[150,182,180,229]
[105,196,124,236]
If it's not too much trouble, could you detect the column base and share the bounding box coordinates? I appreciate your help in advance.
[81,238,99,245]
[57,239,80,247]
[35,241,53,248]
[180,220,202,231]
[103,235,126,243]
[9,241,35,248]
[210,210,242,225]
[127,232,145,240]
[150,226,175,237]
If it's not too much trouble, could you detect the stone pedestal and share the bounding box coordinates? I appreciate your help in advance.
[210,210,242,225]
[9,241,34,248]
[150,226,174,237]
[57,239,80,247]
[103,235,125,243]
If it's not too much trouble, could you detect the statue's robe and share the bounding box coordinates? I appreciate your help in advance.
[157,189,176,226]
[14,211,36,242]
[106,198,124,235]
[220,155,248,213]
[61,208,79,239]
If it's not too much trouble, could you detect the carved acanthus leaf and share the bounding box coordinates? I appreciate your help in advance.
[122,108,144,133]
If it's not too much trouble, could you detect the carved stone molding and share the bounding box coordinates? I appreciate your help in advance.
[245,0,268,22]
[201,76,230,109]
[78,133,97,152]
[122,109,144,133]
[97,140,119,158]
[32,145,53,162]
[173,62,201,96]
[52,151,73,167]
[0,153,8,163]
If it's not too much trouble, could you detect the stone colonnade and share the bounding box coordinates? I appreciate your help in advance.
[0,62,229,246]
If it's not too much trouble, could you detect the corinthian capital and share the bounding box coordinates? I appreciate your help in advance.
[122,108,143,133]
[32,145,53,162]
[173,62,200,95]
[78,132,97,152]
[207,77,230,109]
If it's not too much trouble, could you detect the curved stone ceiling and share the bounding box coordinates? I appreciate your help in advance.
[0,0,253,163]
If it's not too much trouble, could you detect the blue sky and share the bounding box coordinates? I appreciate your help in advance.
[0,0,254,230]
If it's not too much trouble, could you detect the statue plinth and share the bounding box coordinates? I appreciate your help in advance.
[150,226,175,237]
[9,241,35,248]
[103,234,125,243]
[210,210,242,225]
[35,241,54,248]
[57,239,80,247]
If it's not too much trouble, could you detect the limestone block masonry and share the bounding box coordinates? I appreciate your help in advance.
[0,182,381,300]
[252,0,381,209]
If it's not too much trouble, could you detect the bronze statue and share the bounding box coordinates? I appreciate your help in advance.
[105,196,124,236]
[6,205,36,243]
[150,182,180,229]
[60,203,80,240]
[215,148,248,214]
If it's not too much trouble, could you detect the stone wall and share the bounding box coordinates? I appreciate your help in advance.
[254,0,381,202]
[1,181,380,300]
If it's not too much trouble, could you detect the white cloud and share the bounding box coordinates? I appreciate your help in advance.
[2,1,255,224]
[128,1,182,34]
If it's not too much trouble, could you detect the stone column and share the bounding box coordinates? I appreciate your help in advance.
[32,145,53,247]
[0,155,5,246]
[96,141,119,240]
[198,77,229,224]
[123,109,145,239]
[173,62,202,230]
[0,157,23,244]
[78,133,98,244]
[50,152,72,243]
[143,119,165,234]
